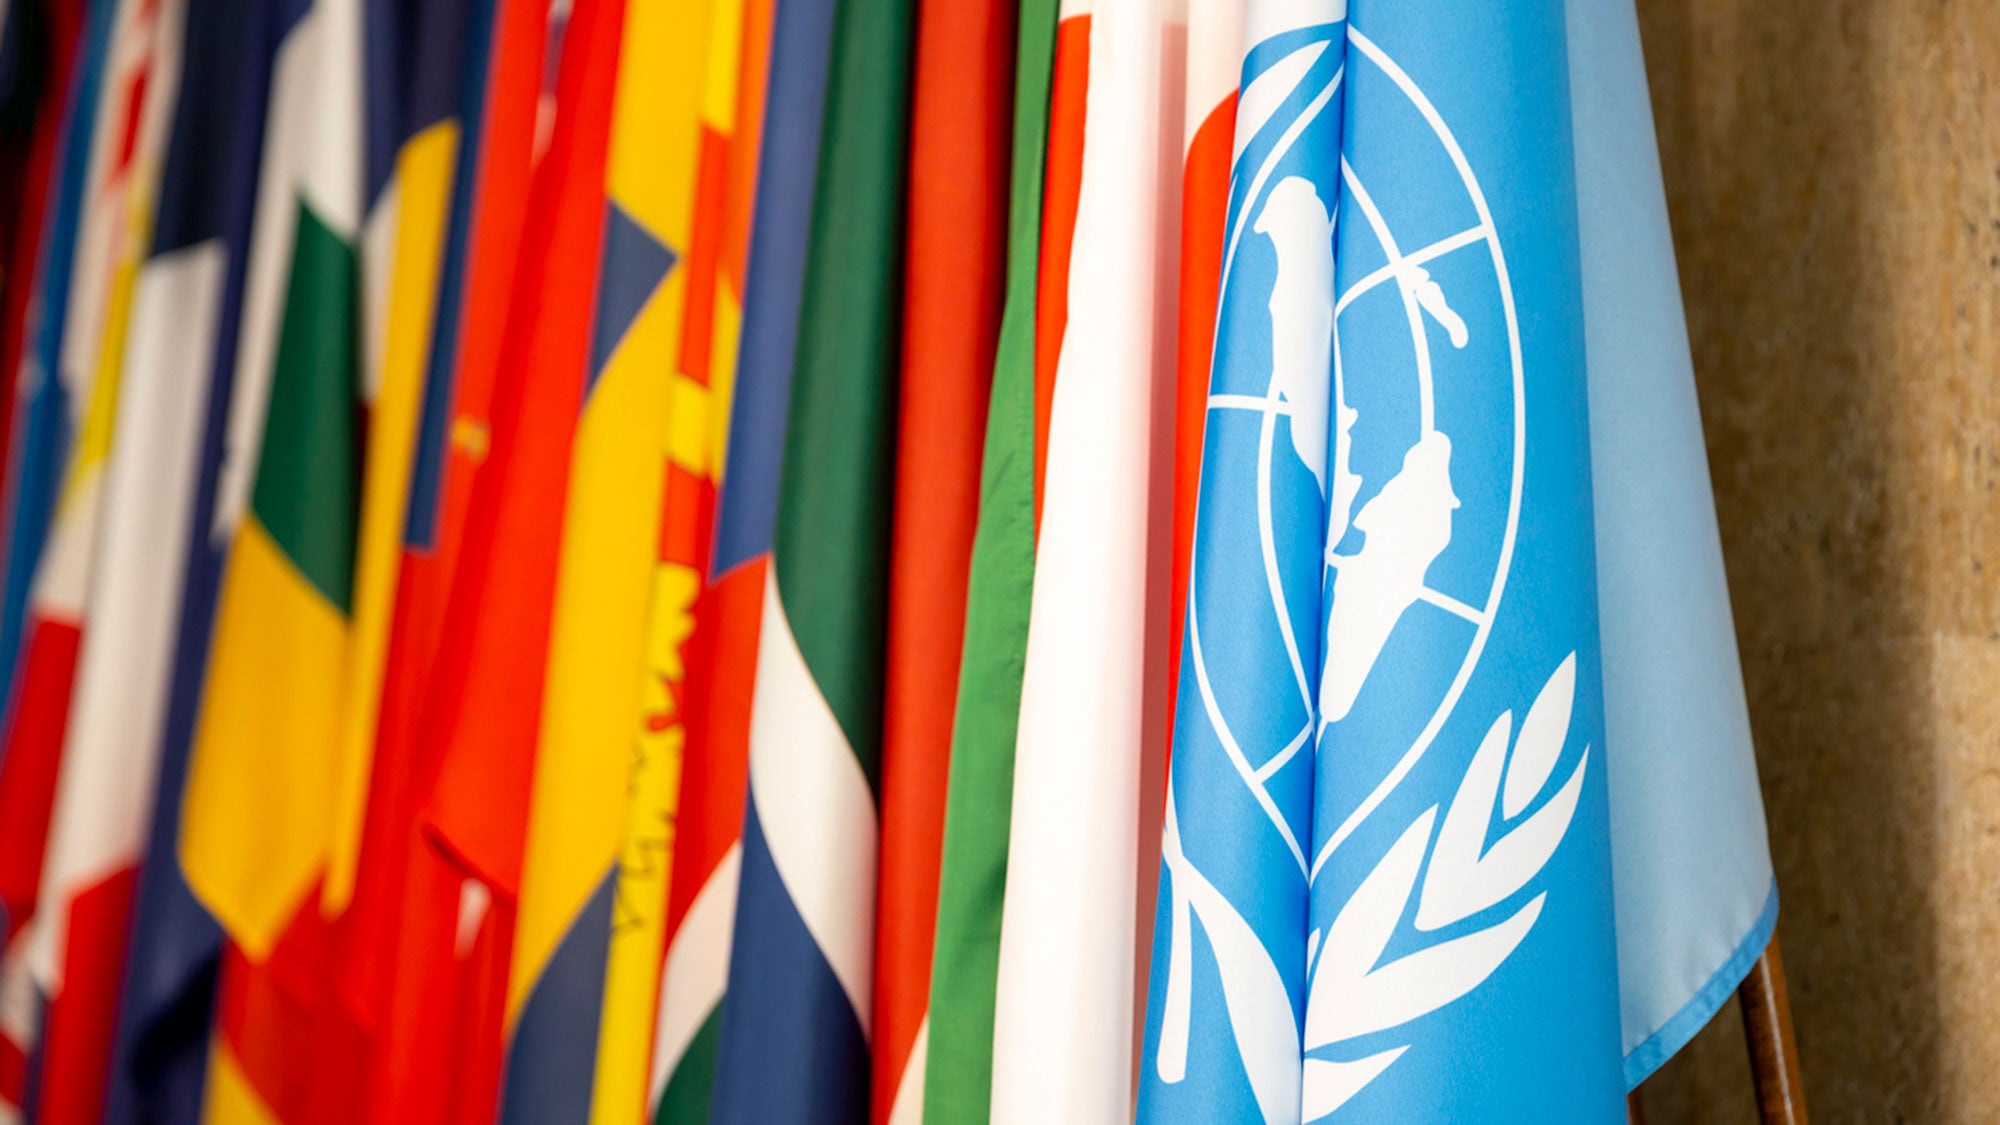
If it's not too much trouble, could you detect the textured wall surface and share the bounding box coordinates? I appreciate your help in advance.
[1631,0,2000,1121]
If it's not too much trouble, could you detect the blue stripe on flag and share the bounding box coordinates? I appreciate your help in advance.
[403,0,497,550]
[710,797,867,1125]
[0,0,115,723]
[706,0,837,578]
[497,870,615,1125]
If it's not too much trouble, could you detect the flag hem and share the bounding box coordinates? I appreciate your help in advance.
[1620,878,1778,1090]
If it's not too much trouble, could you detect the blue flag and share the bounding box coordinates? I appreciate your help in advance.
[1566,0,1776,1086]
[1144,1,1630,1120]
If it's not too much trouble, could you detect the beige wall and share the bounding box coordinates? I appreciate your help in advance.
[1631,0,2000,1121]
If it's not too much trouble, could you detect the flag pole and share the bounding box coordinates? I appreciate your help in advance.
[1740,937,1809,1124]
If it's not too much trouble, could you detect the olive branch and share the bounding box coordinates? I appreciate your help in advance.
[1299,653,1587,1119]
[1151,655,1586,1123]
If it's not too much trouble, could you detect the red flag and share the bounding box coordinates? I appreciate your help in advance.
[359,0,624,1118]
[340,0,552,1089]
[870,0,1013,1117]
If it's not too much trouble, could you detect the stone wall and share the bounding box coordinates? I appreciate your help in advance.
[1634,1,2000,1120]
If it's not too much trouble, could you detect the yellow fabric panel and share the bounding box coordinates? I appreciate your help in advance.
[699,0,744,132]
[52,190,150,516]
[603,0,708,248]
[201,1038,282,1125]
[706,282,742,479]
[180,519,349,960]
[504,280,674,1027]
[665,371,713,479]
[323,120,459,912]
[580,4,717,1110]
[588,561,700,1125]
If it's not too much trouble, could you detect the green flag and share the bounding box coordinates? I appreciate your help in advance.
[921,0,1058,1120]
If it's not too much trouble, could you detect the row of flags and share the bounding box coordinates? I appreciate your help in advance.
[0,0,1782,1121]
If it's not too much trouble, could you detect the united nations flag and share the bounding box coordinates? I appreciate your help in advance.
[1142,0,1631,1120]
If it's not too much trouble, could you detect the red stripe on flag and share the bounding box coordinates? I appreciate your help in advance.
[365,837,512,1125]
[659,464,718,574]
[678,126,730,389]
[0,1031,23,1111]
[1031,13,1091,531]
[422,0,625,899]
[1166,91,1235,758]
[112,71,150,173]
[663,556,762,945]
[717,0,777,301]
[871,0,1015,1115]
[211,904,369,1125]
[0,618,82,943]
[32,866,135,1125]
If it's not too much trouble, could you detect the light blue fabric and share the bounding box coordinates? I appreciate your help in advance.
[1563,0,1778,1087]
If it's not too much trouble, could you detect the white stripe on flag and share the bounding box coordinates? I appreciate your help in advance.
[746,572,878,1031]
[989,0,1182,1120]
[648,843,741,1102]
[19,242,227,992]
[1184,0,1247,154]
[885,1016,927,1125]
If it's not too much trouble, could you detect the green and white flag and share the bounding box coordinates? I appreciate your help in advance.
[919,0,1057,1121]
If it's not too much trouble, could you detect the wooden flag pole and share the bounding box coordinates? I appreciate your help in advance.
[1739,937,1809,1124]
